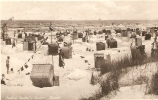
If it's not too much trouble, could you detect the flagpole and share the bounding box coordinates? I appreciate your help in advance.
[51,30,54,66]
[49,22,54,67]
[52,53,54,67]
[51,31,52,43]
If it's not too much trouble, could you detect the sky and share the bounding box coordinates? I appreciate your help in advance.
[1,0,158,20]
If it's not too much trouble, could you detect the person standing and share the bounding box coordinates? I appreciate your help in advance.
[106,38,111,48]
[34,40,37,53]
[151,37,158,58]
[14,31,16,37]
[6,56,10,74]
[59,49,65,68]
[24,32,27,38]
[15,32,18,44]
[12,39,16,48]
[85,30,89,42]
[94,30,97,35]
[59,31,62,37]
[2,23,7,41]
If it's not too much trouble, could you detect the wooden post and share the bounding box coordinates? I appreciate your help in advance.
[52,54,54,67]
[51,31,52,43]
[51,31,54,66]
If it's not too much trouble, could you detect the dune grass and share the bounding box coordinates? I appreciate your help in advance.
[148,70,158,95]
[82,70,121,100]
[100,70,120,95]
[101,54,158,75]
[84,51,158,100]
[132,75,149,85]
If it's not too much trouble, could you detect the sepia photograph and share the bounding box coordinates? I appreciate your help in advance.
[1,0,158,100]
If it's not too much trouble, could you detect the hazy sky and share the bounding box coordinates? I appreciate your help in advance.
[1,0,158,20]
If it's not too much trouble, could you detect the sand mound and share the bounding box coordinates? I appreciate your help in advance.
[66,69,89,80]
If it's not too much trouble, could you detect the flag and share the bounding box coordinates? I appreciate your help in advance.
[21,67,24,71]
[25,64,28,69]
[17,70,20,74]
[49,23,54,31]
